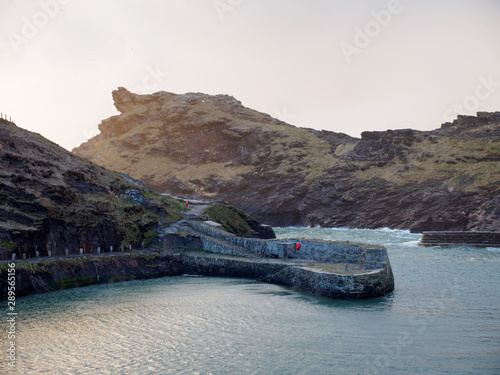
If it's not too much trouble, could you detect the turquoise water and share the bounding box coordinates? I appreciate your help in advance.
[2,228,499,374]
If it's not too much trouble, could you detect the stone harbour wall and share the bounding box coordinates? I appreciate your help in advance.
[419,231,500,247]
[182,254,288,280]
[263,265,395,299]
[182,254,394,299]
[189,221,388,270]
[0,254,183,299]
[0,224,395,300]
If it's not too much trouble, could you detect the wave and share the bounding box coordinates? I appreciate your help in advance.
[401,240,420,247]
[377,227,412,234]
[486,247,500,252]
[276,226,412,234]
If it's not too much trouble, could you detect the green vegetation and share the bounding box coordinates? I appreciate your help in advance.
[161,195,187,223]
[44,257,94,267]
[202,203,255,236]
[353,136,500,194]
[121,253,158,260]
[110,192,185,247]
[0,253,163,276]
[0,257,96,275]
[0,262,49,274]
[266,125,337,187]
[0,240,17,252]
[54,277,90,289]
[115,201,161,247]
[142,229,157,247]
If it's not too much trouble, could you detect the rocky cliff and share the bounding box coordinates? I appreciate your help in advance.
[73,88,500,232]
[0,118,186,259]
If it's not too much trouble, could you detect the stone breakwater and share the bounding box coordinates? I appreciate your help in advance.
[188,221,389,266]
[182,254,393,299]
[418,231,500,247]
[181,221,394,299]
[0,222,395,300]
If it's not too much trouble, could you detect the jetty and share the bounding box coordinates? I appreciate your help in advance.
[0,200,395,300]
[418,231,500,247]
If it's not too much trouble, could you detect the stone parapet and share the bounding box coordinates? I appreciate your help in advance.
[188,221,387,269]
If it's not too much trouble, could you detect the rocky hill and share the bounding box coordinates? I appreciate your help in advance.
[0,118,187,259]
[73,88,500,232]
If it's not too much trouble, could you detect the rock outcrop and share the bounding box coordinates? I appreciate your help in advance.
[73,88,500,232]
[0,118,186,259]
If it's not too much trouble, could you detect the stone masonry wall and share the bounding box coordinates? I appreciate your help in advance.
[419,231,500,247]
[0,254,183,300]
[189,221,388,270]
[182,253,394,299]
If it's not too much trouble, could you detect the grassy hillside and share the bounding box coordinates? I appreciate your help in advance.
[72,88,500,231]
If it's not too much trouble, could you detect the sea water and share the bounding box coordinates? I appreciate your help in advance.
[1,228,499,374]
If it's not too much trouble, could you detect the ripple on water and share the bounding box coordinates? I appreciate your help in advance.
[3,228,500,375]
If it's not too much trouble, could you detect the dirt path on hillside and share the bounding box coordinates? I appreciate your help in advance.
[184,203,209,219]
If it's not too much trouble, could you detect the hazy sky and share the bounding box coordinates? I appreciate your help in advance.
[1,0,499,150]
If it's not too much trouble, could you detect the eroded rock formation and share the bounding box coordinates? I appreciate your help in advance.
[73,88,500,232]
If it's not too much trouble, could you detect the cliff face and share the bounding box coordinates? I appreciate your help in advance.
[73,88,500,232]
[0,118,186,259]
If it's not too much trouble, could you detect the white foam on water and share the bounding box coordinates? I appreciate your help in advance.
[401,240,420,247]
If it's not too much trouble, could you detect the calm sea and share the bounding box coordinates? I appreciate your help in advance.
[2,228,499,374]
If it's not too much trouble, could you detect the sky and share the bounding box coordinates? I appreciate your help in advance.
[1,0,499,151]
